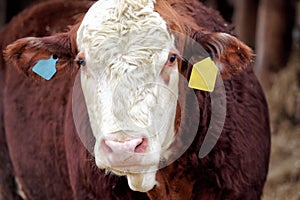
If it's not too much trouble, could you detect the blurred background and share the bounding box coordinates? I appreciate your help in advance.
[1,0,299,199]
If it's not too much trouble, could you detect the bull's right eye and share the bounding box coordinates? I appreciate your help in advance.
[76,53,86,67]
[79,58,86,67]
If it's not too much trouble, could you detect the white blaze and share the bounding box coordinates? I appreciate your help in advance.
[76,0,179,192]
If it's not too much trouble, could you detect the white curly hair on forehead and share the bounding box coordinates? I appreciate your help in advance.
[76,0,172,70]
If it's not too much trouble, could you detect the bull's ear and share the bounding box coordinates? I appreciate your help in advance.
[192,31,254,78]
[4,31,79,81]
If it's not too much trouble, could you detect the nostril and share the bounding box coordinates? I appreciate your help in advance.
[102,140,113,153]
[134,138,147,153]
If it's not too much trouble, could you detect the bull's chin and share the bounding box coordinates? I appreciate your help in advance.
[126,172,157,192]
[108,166,158,192]
[96,160,159,192]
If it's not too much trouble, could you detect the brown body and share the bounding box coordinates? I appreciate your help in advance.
[0,0,270,199]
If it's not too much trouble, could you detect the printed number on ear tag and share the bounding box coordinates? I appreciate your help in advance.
[32,55,59,80]
[188,57,218,92]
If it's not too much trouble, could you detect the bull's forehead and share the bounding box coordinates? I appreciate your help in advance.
[77,0,174,72]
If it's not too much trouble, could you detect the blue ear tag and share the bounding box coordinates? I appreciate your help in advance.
[32,55,58,80]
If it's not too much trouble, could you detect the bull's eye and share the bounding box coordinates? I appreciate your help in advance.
[76,52,86,67]
[79,58,86,67]
[166,53,177,67]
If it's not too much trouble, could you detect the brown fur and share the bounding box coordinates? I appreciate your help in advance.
[1,0,270,199]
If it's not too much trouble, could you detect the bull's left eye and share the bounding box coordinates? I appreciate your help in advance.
[166,53,177,67]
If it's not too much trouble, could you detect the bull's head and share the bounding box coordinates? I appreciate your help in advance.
[4,0,252,193]
[76,0,179,192]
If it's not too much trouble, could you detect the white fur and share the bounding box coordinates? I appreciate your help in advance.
[77,0,178,192]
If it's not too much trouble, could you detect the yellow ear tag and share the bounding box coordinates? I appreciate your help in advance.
[188,57,218,92]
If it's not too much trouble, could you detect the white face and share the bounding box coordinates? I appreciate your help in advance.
[76,0,179,192]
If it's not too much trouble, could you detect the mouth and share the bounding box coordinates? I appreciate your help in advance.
[96,136,160,171]
[102,137,148,154]
[95,156,158,192]
[93,135,160,192]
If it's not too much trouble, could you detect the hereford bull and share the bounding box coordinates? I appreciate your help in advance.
[1,0,270,199]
